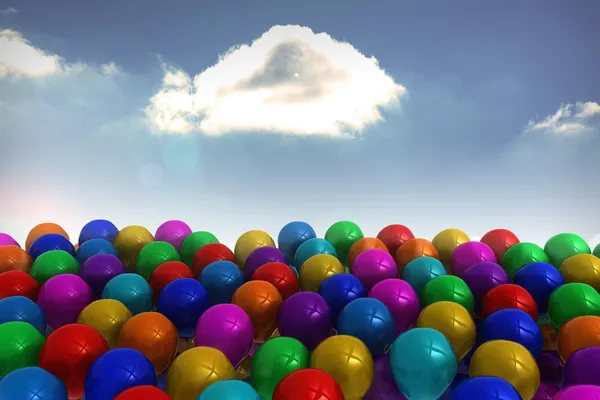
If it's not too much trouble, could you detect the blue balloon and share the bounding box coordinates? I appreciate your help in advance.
[0,296,45,333]
[337,298,396,356]
[481,308,543,358]
[29,233,75,259]
[294,238,337,269]
[75,238,118,264]
[514,262,564,314]
[199,261,245,305]
[84,348,157,400]
[278,221,317,264]
[79,219,119,245]
[157,278,209,338]
[451,376,521,400]
[0,367,68,400]
[318,274,366,322]
[101,273,153,315]
[402,256,448,295]
[440,373,469,399]
[198,380,261,400]
[389,327,457,400]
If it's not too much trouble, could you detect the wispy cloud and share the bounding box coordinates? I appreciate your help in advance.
[0,7,17,16]
[525,101,600,135]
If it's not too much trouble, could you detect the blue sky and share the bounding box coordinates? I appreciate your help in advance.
[1,0,599,248]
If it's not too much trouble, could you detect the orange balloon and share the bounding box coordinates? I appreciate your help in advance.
[557,315,600,362]
[74,243,79,251]
[347,238,389,267]
[395,238,440,273]
[25,223,69,251]
[118,312,178,375]
[232,281,282,343]
[0,245,33,274]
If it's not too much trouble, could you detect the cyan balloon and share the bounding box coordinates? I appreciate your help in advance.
[389,327,457,400]
[197,380,260,400]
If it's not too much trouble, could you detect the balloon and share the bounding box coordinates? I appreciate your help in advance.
[252,337,310,399]
[481,284,538,320]
[401,256,447,295]
[29,233,75,259]
[195,304,253,368]
[325,221,364,265]
[544,233,591,268]
[115,385,173,399]
[451,376,521,400]
[560,254,600,291]
[421,275,475,314]
[450,241,497,277]
[30,250,79,284]
[0,367,68,400]
[167,347,235,400]
[300,254,344,292]
[462,262,509,312]
[318,274,366,322]
[0,321,45,378]
[363,355,406,400]
[252,262,299,299]
[149,261,195,303]
[469,340,540,400]
[37,274,92,329]
[0,245,32,273]
[278,291,332,350]
[84,348,157,400]
[192,243,236,277]
[80,254,126,297]
[39,323,109,399]
[78,299,132,348]
[0,270,40,300]
[514,262,564,314]
[432,229,471,267]
[200,260,245,305]
[347,237,389,268]
[277,221,317,264]
[536,350,563,384]
[79,219,119,245]
[232,280,282,342]
[25,223,69,251]
[338,298,395,356]
[294,238,337,269]
[594,244,600,258]
[389,327,457,400]
[273,368,344,400]
[102,273,153,315]
[311,335,374,400]
[377,224,415,256]
[157,278,210,338]
[501,242,549,279]
[553,385,600,399]
[136,241,180,281]
[199,380,260,400]
[351,249,398,290]
[0,295,45,333]
[395,238,440,273]
[180,231,219,267]
[245,246,287,279]
[416,301,476,361]
[113,225,154,271]
[548,283,600,331]
[563,346,600,386]
[155,220,192,251]
[557,316,600,362]
[368,278,420,335]
[75,238,118,264]
[480,229,520,262]
[481,309,543,358]
[534,382,559,399]
[234,230,276,266]
[0,232,19,247]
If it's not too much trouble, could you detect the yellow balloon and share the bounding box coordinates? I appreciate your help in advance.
[416,301,476,361]
[560,254,600,291]
[114,225,154,271]
[300,254,345,292]
[469,340,540,400]
[234,230,275,266]
[77,299,132,348]
[310,335,374,400]
[167,346,235,400]
[432,229,470,267]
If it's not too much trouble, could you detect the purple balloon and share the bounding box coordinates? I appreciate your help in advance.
[564,347,600,387]
[194,303,253,367]
[450,241,497,277]
[462,262,509,312]
[364,355,407,400]
[80,254,126,297]
[554,385,600,400]
[244,246,287,279]
[351,249,398,290]
[155,220,192,251]
[368,278,420,335]
[37,274,93,329]
[278,291,332,350]
[537,350,563,384]
[533,382,559,399]
[0,233,19,247]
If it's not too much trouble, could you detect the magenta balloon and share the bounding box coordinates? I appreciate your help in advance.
[351,249,398,290]
[450,241,497,277]
[155,220,192,251]
[368,278,420,335]
[364,355,407,400]
[0,233,19,247]
[554,385,600,399]
[37,274,93,329]
[194,303,254,367]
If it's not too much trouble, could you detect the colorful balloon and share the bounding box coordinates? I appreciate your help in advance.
[155,220,192,251]
[300,254,344,292]
[395,238,440,273]
[79,219,119,245]
[277,221,317,264]
[148,261,195,303]
[481,309,543,358]
[325,221,364,265]
[481,284,538,320]
[559,254,600,291]
[462,261,509,313]
[115,385,173,399]
[450,241,497,277]
[157,278,209,338]
[548,283,600,331]
[0,270,40,300]
[245,246,287,279]
[78,299,132,348]
[25,223,69,251]
[377,224,415,256]
[536,350,562,384]
[347,237,388,268]
[29,233,75,259]
[199,380,260,400]
[37,273,92,329]
[318,274,366,322]
[235,230,276,266]
[553,385,600,399]
[0,232,19,247]
[180,231,219,267]
[102,273,153,315]
[401,256,447,296]
[30,249,79,284]
[252,262,299,299]
[351,248,398,290]
[113,225,154,271]
[594,244,600,258]
[136,241,180,281]
[421,275,475,314]
[544,233,591,269]
[200,260,245,305]
[0,321,45,378]
[369,278,420,335]
[232,280,283,342]
[278,291,332,351]
[273,368,344,400]
[75,238,118,264]
[80,254,126,297]
[363,355,406,400]
[432,228,470,267]
[480,229,520,262]
[0,245,32,273]
[294,238,337,269]
[192,243,236,277]
[0,367,68,400]
[514,262,564,314]
[501,242,549,279]
[557,316,600,362]
[563,346,600,386]
[451,376,521,400]
[0,295,45,333]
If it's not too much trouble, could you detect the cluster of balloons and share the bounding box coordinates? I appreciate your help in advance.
[0,221,599,399]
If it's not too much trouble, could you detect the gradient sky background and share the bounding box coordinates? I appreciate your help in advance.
[1,0,599,248]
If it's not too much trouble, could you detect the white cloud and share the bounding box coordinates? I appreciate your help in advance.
[0,7,17,16]
[525,101,600,135]
[145,25,406,137]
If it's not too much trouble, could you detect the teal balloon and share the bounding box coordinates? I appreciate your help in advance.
[294,238,337,269]
[401,257,447,295]
[389,327,457,400]
[197,380,260,400]
[101,273,153,315]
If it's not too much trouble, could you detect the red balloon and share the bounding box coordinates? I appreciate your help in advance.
[149,261,195,303]
[192,243,236,277]
[0,270,41,300]
[114,385,172,399]
[481,229,520,262]
[273,368,344,400]
[252,262,299,300]
[481,284,538,320]
[377,224,415,256]
[39,323,109,399]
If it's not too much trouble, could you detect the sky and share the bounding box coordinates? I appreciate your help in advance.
[0,0,599,249]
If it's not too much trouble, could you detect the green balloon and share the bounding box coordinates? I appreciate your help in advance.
[0,321,45,378]
[548,283,600,331]
[544,233,591,268]
[501,242,549,279]
[324,221,364,265]
[136,241,180,280]
[421,275,475,314]
[30,250,79,284]
[180,231,219,267]
[251,336,310,399]
[593,243,600,259]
